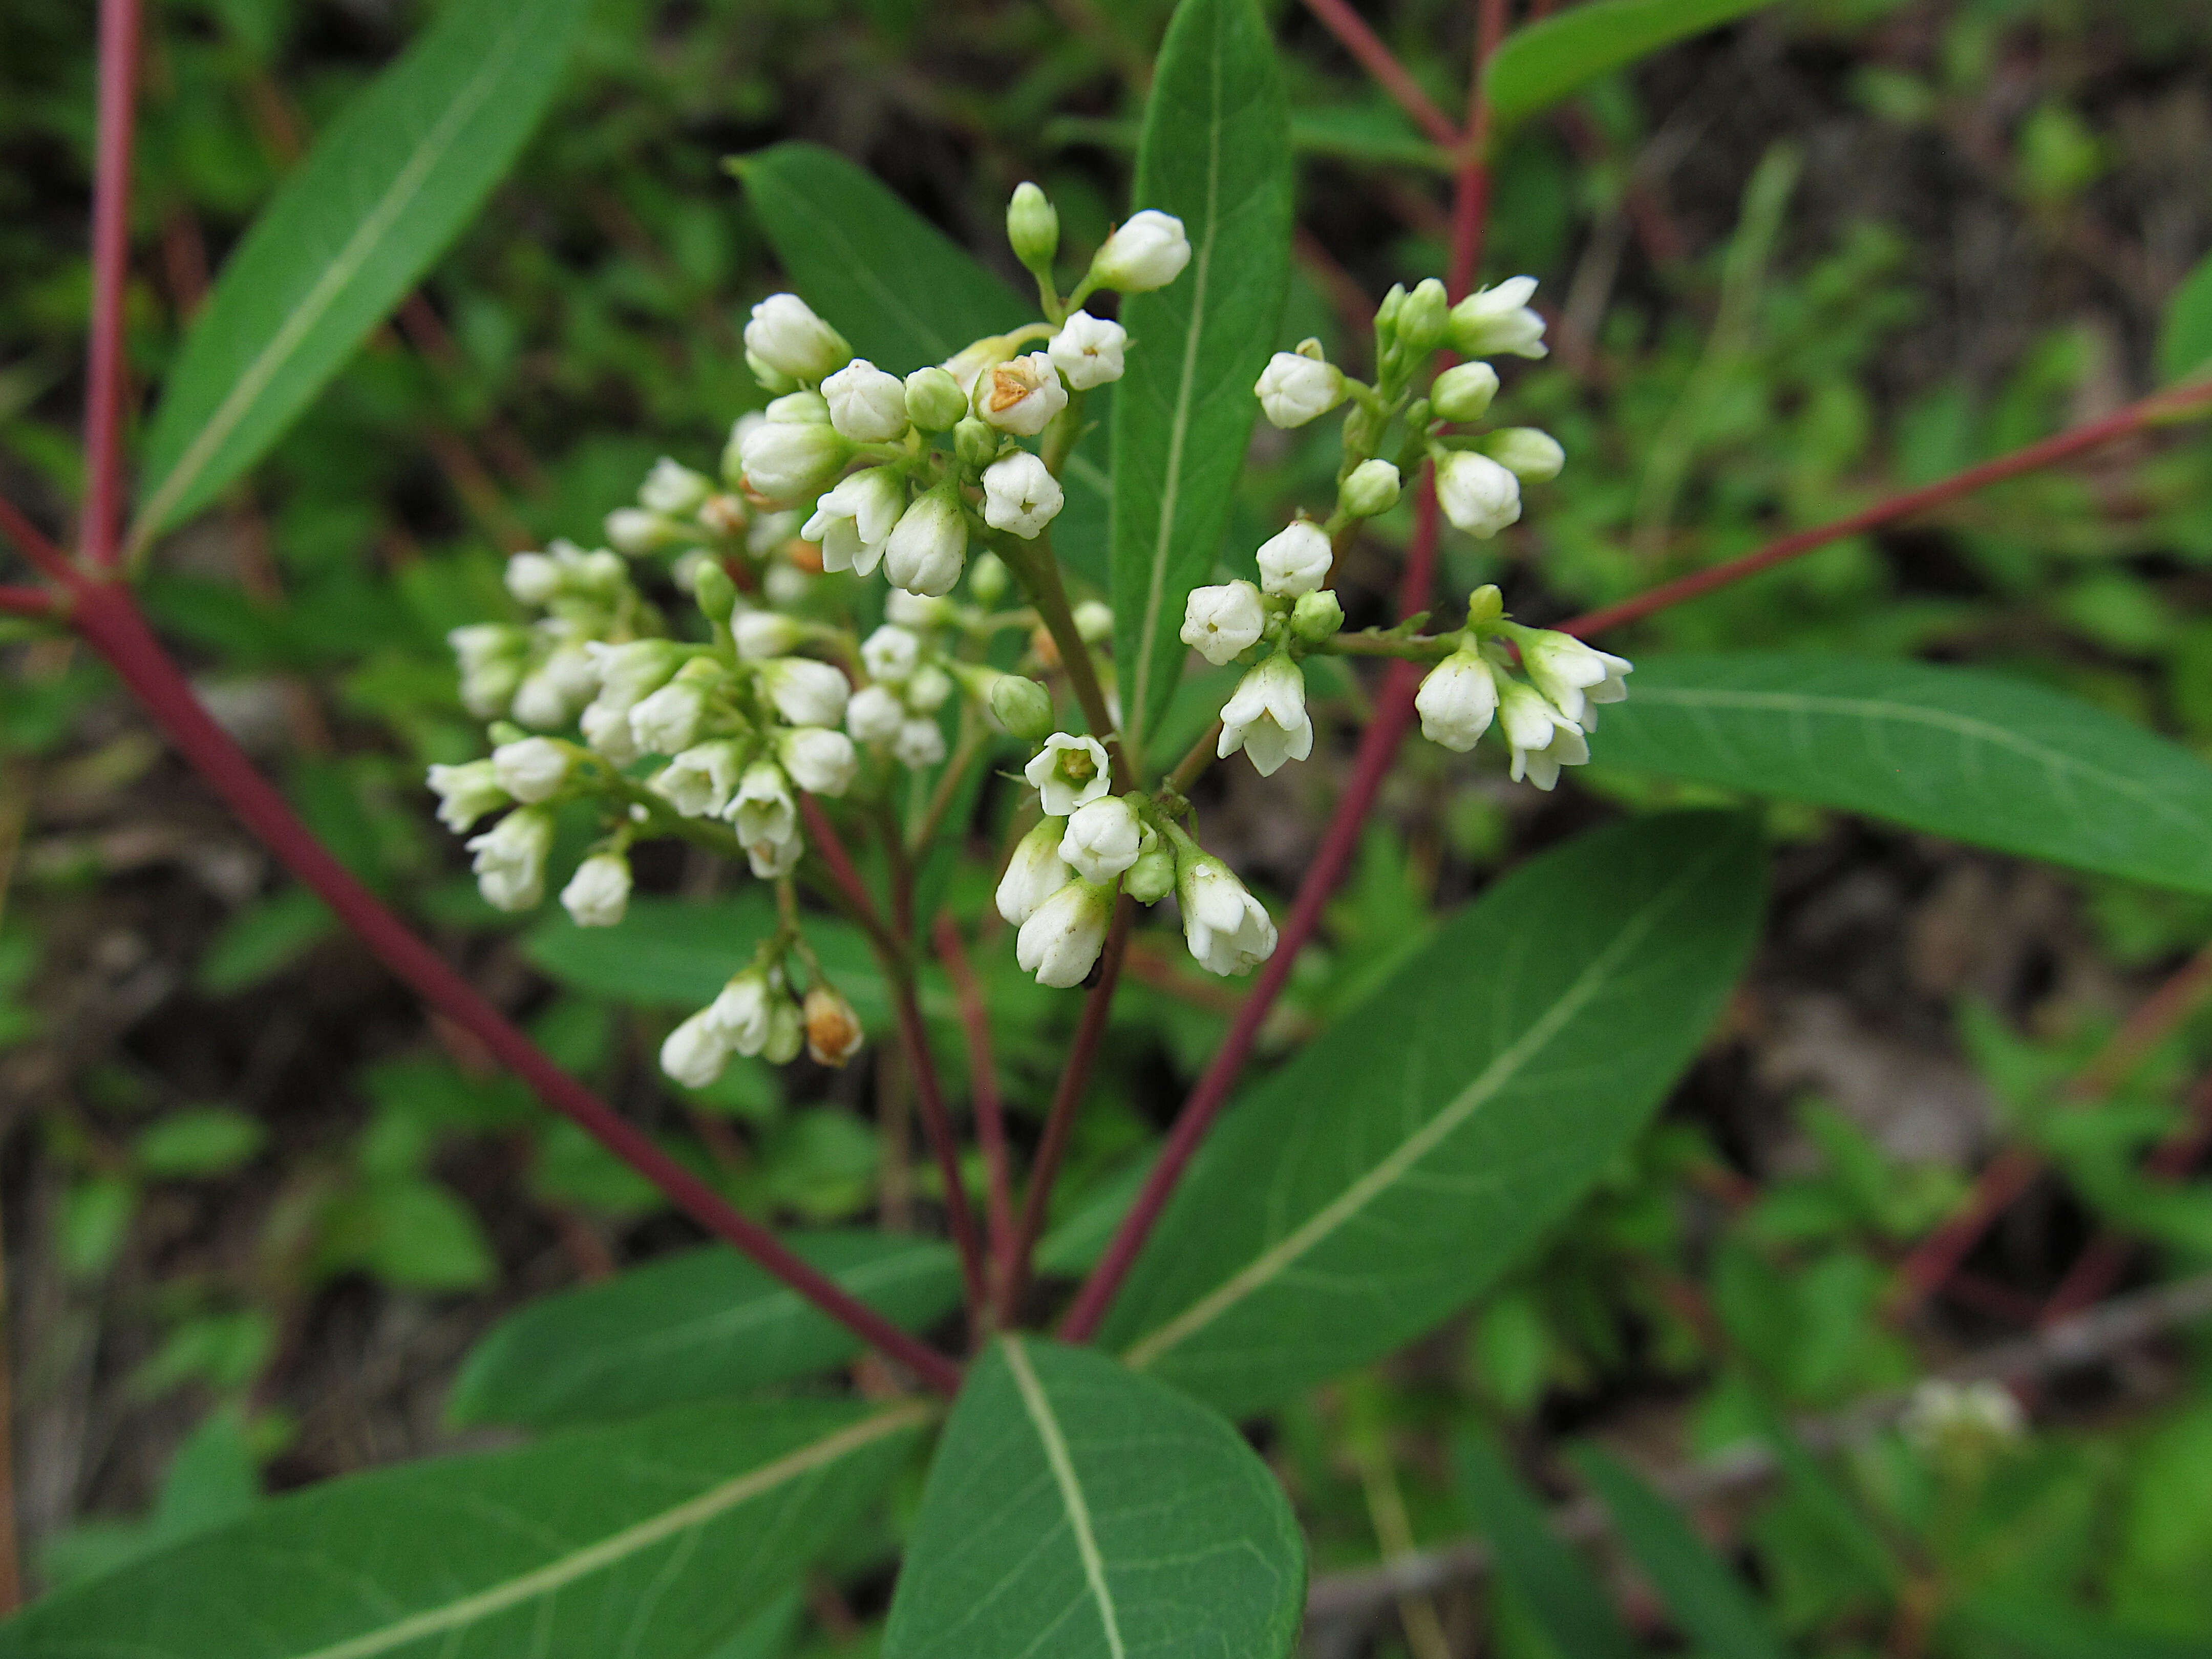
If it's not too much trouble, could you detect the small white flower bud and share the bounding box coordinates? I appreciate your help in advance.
[467,806,555,912]
[1059,795,1144,884]
[1430,360,1500,422]
[691,561,740,631]
[1434,450,1523,539]
[607,507,686,556]
[905,663,953,713]
[886,590,952,630]
[1176,853,1278,977]
[1414,649,1498,752]
[777,726,860,796]
[981,451,1066,539]
[426,760,507,833]
[628,676,711,756]
[1007,180,1060,269]
[641,456,713,517]
[1289,588,1344,644]
[861,624,923,685]
[586,640,684,711]
[561,852,632,928]
[661,1008,732,1089]
[1217,655,1313,778]
[448,622,527,676]
[903,366,970,432]
[721,412,764,489]
[893,716,948,769]
[822,358,911,443]
[803,985,865,1068]
[802,466,903,577]
[729,761,797,849]
[709,968,778,1056]
[732,608,805,661]
[1124,843,1177,905]
[952,415,997,467]
[1448,276,1547,359]
[1254,348,1346,429]
[1483,427,1566,482]
[977,352,1068,438]
[508,670,571,732]
[1497,677,1590,792]
[491,736,572,803]
[884,494,968,598]
[457,657,525,719]
[845,684,905,744]
[579,696,641,765]
[1073,600,1114,643]
[504,551,563,605]
[1180,581,1266,666]
[1024,733,1111,816]
[987,674,1055,742]
[1016,879,1113,988]
[1338,459,1401,519]
[653,739,745,818]
[1396,278,1450,354]
[1256,521,1333,599]
[1091,209,1191,293]
[743,293,852,384]
[763,994,806,1064]
[1516,630,1631,724]
[1048,311,1128,390]
[738,418,851,504]
[758,657,851,728]
[967,550,1010,606]
[996,817,1072,926]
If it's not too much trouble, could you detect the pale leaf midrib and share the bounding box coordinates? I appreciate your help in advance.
[1120,852,1715,1369]
[1003,1340,1127,1659]
[288,1405,927,1659]
[134,9,535,542]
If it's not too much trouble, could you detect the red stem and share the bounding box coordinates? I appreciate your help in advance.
[0,495,79,587]
[934,912,1016,1284]
[1062,0,1509,1346]
[1006,896,1133,1325]
[1298,0,1462,148]
[1887,1144,2043,1316]
[0,587,54,619]
[65,577,961,1393]
[82,0,143,571]
[1560,380,2212,640]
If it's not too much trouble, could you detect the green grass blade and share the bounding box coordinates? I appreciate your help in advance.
[1454,1431,1639,1659]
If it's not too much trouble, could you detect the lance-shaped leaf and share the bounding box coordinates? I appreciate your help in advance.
[1455,1432,1639,1659]
[132,0,587,546]
[1482,0,1777,141]
[0,1399,926,1659]
[884,1337,1305,1659]
[449,1231,962,1430]
[1097,812,1764,1417]
[1594,654,2212,897]
[1110,0,1291,763]
[2157,248,2212,384]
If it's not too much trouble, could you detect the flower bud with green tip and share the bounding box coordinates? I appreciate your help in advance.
[1338,458,1401,519]
[968,550,1010,605]
[692,560,739,631]
[1396,277,1450,355]
[1430,360,1501,422]
[1090,209,1190,293]
[1481,427,1566,482]
[953,416,999,469]
[904,366,969,433]
[744,293,852,386]
[1007,181,1060,271]
[1289,588,1345,644]
[987,673,1056,743]
[1124,841,1177,905]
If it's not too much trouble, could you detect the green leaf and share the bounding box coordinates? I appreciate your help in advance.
[1097,812,1764,1416]
[2157,250,2212,384]
[735,141,1029,373]
[0,1399,926,1659]
[884,1337,1304,1659]
[317,1178,496,1291]
[1955,1595,2212,1658]
[1482,0,1778,140]
[134,1107,266,1177]
[1570,1445,1789,1659]
[1596,654,2212,897]
[133,0,588,543]
[195,887,336,995]
[1109,0,1292,762]
[449,1231,963,1430]
[1454,1432,1638,1659]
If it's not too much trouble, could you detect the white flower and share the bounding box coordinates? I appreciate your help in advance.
[1016,879,1113,988]
[652,739,745,817]
[981,451,1065,539]
[660,1008,732,1088]
[745,826,804,881]
[641,456,712,516]
[728,761,797,849]
[905,664,952,713]
[628,677,710,756]
[1448,276,1547,359]
[1414,650,1499,752]
[709,969,779,1055]
[1430,360,1501,422]
[1073,600,1114,643]
[427,760,507,832]
[861,624,922,685]
[561,852,632,928]
[845,684,905,743]
[491,736,571,803]
[510,653,587,730]
[585,640,682,711]
[996,817,1071,926]
[885,590,950,630]
[884,494,968,597]
[744,293,852,384]
[777,726,859,796]
[758,657,850,728]
[1486,427,1565,482]
[822,358,911,443]
[579,696,641,765]
[504,551,563,604]
[977,352,1069,438]
[449,624,527,717]
[1517,631,1631,726]
[1435,450,1523,539]
[1254,350,1345,428]
[1092,209,1190,292]
[606,507,682,556]
[1177,855,1277,977]
[732,608,804,661]
[1048,311,1128,389]
[1497,677,1590,791]
[1025,733,1112,816]
[801,466,903,576]
[467,807,555,912]
[737,416,849,503]
[893,717,947,768]
[1255,521,1333,599]
[1059,796,1143,884]
[1180,581,1266,666]
[1217,655,1313,778]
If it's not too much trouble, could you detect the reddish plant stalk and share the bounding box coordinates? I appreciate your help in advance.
[2038,1073,2212,1325]
[934,913,1016,1281]
[0,497,79,587]
[1886,1145,2043,1315]
[1560,379,2212,640]
[1298,0,1462,148]
[1005,897,1133,1325]
[82,0,143,571]
[56,575,960,1393]
[0,588,54,619]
